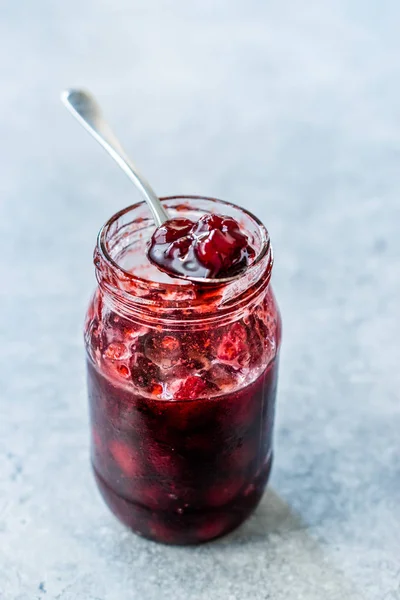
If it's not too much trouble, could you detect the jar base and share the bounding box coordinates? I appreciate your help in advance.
[93,455,273,545]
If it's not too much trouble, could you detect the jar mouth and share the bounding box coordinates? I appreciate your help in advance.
[96,196,273,316]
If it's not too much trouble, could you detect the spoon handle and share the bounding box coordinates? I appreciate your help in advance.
[61,89,169,227]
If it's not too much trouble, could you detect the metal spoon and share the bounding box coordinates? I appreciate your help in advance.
[61,88,169,227]
[61,89,251,285]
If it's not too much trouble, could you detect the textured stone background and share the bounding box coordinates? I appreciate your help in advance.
[1,1,399,598]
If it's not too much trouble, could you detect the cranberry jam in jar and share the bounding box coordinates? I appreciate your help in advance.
[85,196,282,544]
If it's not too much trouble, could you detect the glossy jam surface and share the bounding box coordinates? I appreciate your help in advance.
[148,214,256,279]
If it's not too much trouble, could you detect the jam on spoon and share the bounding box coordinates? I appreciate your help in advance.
[148,213,256,279]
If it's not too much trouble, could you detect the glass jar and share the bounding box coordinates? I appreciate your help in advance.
[85,196,282,544]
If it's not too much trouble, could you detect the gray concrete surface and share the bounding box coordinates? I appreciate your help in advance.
[1,1,399,598]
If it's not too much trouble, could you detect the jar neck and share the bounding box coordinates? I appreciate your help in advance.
[94,196,274,328]
[95,248,273,328]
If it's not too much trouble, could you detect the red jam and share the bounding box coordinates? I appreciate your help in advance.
[85,197,281,544]
[148,214,256,279]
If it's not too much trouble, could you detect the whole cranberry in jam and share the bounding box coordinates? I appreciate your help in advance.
[148,214,255,279]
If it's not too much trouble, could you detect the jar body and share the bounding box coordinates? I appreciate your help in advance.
[85,197,281,544]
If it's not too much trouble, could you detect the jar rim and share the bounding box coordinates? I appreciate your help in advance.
[96,196,273,321]
[98,195,270,285]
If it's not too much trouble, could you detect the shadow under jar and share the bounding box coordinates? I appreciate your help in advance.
[85,196,282,545]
